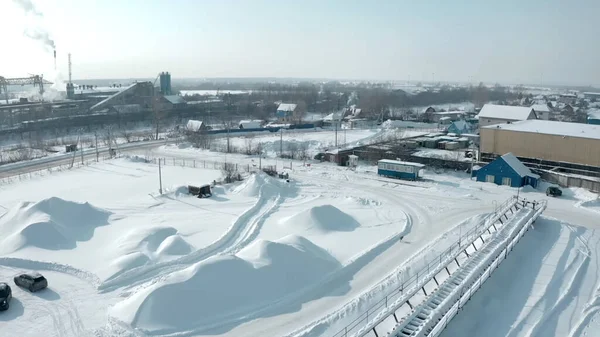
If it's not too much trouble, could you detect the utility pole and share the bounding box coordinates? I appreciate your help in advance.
[280,128,283,157]
[95,132,99,162]
[334,113,338,148]
[80,137,84,165]
[226,121,230,153]
[158,158,163,194]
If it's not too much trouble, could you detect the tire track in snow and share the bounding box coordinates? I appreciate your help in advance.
[98,177,283,293]
[567,231,600,337]
[143,220,412,337]
[506,225,590,337]
[0,257,101,286]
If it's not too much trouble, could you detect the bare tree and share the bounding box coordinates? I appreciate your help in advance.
[221,162,240,183]
[298,141,309,160]
[121,129,132,143]
[288,142,299,159]
[245,136,255,155]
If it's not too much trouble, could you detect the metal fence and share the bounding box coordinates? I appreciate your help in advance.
[331,196,517,337]
[144,157,263,173]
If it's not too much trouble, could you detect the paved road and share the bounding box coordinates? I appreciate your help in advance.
[0,139,173,179]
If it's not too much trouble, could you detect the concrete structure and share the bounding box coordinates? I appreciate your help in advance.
[477,104,537,127]
[377,159,425,180]
[480,120,600,167]
[473,152,539,188]
[530,104,551,120]
[162,95,187,110]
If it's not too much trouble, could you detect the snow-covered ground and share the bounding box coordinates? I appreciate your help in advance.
[0,147,598,337]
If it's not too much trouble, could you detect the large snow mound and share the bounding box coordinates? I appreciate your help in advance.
[104,227,194,280]
[0,197,111,252]
[232,172,295,198]
[280,204,360,233]
[111,235,341,333]
[156,234,193,256]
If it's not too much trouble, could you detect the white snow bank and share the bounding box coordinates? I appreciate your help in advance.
[0,197,111,253]
[110,235,341,333]
[279,204,360,233]
[156,235,194,256]
[104,226,194,280]
[579,198,600,214]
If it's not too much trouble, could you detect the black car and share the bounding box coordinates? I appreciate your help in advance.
[14,272,48,292]
[0,283,12,311]
[546,186,562,197]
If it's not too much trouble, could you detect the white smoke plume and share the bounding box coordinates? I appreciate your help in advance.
[24,28,55,51]
[12,0,43,17]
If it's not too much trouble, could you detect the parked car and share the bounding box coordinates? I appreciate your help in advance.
[14,272,48,292]
[0,283,12,311]
[546,186,562,197]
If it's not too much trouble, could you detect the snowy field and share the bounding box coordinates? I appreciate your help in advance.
[0,147,598,337]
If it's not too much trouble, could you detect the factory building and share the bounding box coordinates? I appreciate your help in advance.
[480,120,600,167]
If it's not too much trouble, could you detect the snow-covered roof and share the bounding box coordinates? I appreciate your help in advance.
[239,120,263,129]
[530,104,551,113]
[478,104,535,121]
[482,120,600,140]
[588,109,600,120]
[378,159,426,168]
[277,103,297,112]
[501,153,540,178]
[323,112,343,121]
[164,95,186,104]
[186,120,204,132]
[451,120,469,130]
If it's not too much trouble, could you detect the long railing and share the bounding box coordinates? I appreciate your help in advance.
[330,196,517,337]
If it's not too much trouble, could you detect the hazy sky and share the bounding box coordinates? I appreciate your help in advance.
[1,0,599,86]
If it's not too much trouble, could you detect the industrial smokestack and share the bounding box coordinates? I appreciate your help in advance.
[53,49,57,70]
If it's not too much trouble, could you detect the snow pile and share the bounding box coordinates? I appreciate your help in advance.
[111,235,341,333]
[232,172,291,198]
[105,226,194,279]
[280,204,360,233]
[124,155,149,163]
[579,198,600,214]
[0,197,111,253]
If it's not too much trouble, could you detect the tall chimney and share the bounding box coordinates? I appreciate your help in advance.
[53,49,57,70]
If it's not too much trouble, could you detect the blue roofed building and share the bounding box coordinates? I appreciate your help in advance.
[447,120,472,135]
[473,152,539,188]
[588,110,600,125]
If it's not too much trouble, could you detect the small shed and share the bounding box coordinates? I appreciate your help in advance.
[377,159,425,180]
[186,120,208,132]
[473,152,539,188]
[347,154,359,167]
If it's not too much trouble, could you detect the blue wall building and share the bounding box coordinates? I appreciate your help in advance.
[447,120,472,135]
[473,153,539,188]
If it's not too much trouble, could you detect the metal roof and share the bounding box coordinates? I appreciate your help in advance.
[164,95,186,104]
[501,153,540,179]
[378,159,426,168]
[482,119,600,141]
[277,103,297,112]
[477,104,535,120]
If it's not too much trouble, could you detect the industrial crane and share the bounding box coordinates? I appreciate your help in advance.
[0,75,53,104]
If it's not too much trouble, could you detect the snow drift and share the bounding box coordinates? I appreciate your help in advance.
[111,235,341,333]
[0,197,111,252]
[104,226,194,280]
[280,204,360,233]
